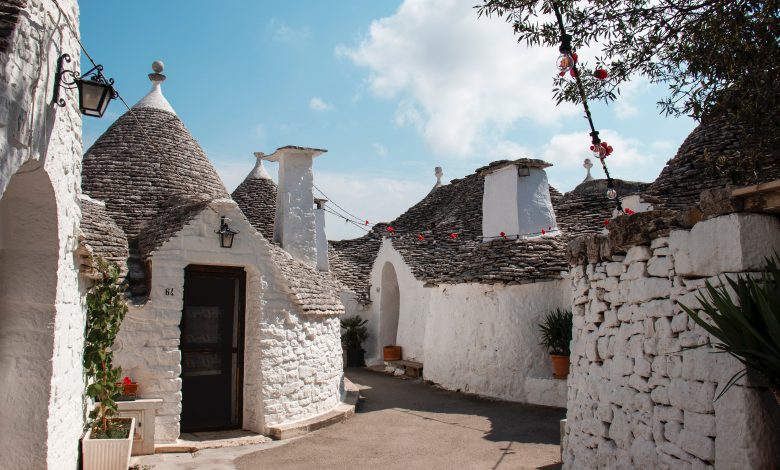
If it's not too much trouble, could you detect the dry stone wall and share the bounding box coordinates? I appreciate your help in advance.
[564,213,780,469]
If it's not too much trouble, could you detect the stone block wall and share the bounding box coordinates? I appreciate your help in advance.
[563,213,780,469]
[0,0,85,468]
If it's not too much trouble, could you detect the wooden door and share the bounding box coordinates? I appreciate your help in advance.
[180,265,245,431]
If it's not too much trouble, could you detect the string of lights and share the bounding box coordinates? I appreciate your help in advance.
[551,1,623,211]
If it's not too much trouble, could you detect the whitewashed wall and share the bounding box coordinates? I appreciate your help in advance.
[365,238,431,364]
[0,1,85,468]
[564,213,780,469]
[362,238,572,407]
[114,199,344,442]
[482,165,557,239]
[424,280,571,407]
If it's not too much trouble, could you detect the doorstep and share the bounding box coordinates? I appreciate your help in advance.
[155,429,271,454]
[266,377,360,440]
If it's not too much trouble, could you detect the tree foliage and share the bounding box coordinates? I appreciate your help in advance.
[477,0,779,152]
[84,257,129,437]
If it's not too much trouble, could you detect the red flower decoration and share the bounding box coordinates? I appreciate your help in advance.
[365,220,369,225]
[604,219,610,226]
[387,226,394,232]
[624,208,635,216]
[541,229,546,235]
[449,233,458,240]
[594,68,608,80]
[548,226,552,230]
[569,68,577,78]
[123,376,132,385]
[572,52,578,63]
[418,234,424,241]
[558,71,565,77]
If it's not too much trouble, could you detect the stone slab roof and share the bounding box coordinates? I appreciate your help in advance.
[645,115,780,211]
[80,197,129,278]
[232,177,277,240]
[82,107,229,242]
[267,243,345,316]
[328,159,627,300]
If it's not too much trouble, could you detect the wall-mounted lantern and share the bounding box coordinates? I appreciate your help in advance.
[215,217,238,248]
[53,53,118,117]
[517,166,531,177]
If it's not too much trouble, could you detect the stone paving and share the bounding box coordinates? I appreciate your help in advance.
[133,368,565,469]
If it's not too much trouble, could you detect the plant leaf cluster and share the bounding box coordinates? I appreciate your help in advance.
[84,257,129,435]
[477,0,779,157]
[538,308,573,356]
[678,254,780,401]
[341,316,369,352]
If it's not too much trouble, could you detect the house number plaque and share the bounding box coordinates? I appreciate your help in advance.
[164,288,174,296]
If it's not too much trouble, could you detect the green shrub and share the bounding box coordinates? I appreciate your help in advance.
[538,309,573,356]
[678,254,780,401]
[84,258,129,437]
[341,316,368,352]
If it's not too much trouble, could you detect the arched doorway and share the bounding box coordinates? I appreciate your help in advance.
[379,262,400,348]
[0,162,58,468]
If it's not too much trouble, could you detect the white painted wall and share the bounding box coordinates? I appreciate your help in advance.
[483,165,557,239]
[621,194,653,214]
[366,239,430,364]
[424,280,571,406]
[315,206,329,271]
[362,239,571,406]
[0,1,85,468]
[270,149,321,268]
[114,199,344,442]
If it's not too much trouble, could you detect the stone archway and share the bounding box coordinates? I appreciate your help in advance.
[379,262,400,349]
[0,161,59,468]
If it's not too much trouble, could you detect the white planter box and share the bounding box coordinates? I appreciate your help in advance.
[82,418,135,470]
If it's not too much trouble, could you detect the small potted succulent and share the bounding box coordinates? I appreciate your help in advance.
[82,258,135,470]
[538,309,573,379]
[341,316,369,367]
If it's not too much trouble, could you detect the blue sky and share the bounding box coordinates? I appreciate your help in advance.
[81,0,697,240]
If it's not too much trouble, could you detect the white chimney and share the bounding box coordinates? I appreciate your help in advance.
[314,198,329,272]
[481,159,557,240]
[264,146,326,267]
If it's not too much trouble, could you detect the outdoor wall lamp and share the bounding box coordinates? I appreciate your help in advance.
[53,53,118,117]
[216,217,239,248]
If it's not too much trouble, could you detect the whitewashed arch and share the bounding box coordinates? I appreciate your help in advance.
[0,161,59,468]
[379,261,400,348]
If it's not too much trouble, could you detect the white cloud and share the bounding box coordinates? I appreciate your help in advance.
[540,129,666,192]
[338,0,580,157]
[265,19,311,46]
[372,143,388,157]
[309,97,333,111]
[314,171,430,240]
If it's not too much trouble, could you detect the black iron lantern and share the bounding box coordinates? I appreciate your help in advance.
[215,217,239,248]
[53,54,118,118]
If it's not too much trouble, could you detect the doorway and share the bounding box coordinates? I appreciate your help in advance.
[379,262,400,348]
[180,265,246,431]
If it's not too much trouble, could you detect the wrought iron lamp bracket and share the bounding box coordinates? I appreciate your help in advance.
[53,53,118,108]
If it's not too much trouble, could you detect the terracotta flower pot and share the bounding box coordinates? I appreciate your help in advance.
[383,345,402,361]
[550,354,570,379]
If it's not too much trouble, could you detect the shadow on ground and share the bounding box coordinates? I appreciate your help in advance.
[236,368,565,470]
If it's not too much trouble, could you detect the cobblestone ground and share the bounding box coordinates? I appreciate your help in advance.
[237,368,565,470]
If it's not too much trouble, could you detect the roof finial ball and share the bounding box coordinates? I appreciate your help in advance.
[149,60,166,82]
[435,166,443,184]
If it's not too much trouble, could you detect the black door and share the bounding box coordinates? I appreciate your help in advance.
[180,265,245,432]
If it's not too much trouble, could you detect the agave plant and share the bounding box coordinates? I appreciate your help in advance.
[678,254,780,404]
[538,309,573,356]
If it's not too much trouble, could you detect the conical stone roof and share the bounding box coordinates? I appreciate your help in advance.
[232,153,277,239]
[82,62,228,243]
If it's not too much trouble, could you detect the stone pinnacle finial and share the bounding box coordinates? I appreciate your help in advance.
[429,167,444,194]
[247,152,272,180]
[149,60,166,83]
[582,158,594,182]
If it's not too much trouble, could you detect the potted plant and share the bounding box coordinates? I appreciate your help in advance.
[82,258,135,470]
[115,376,138,401]
[341,316,369,367]
[679,254,780,404]
[538,308,573,379]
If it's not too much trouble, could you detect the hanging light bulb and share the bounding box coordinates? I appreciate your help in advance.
[557,53,575,73]
[606,188,617,199]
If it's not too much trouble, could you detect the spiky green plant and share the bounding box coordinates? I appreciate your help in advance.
[341,316,369,352]
[538,309,573,356]
[678,254,780,403]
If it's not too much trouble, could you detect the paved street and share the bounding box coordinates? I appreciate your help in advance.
[236,368,564,470]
